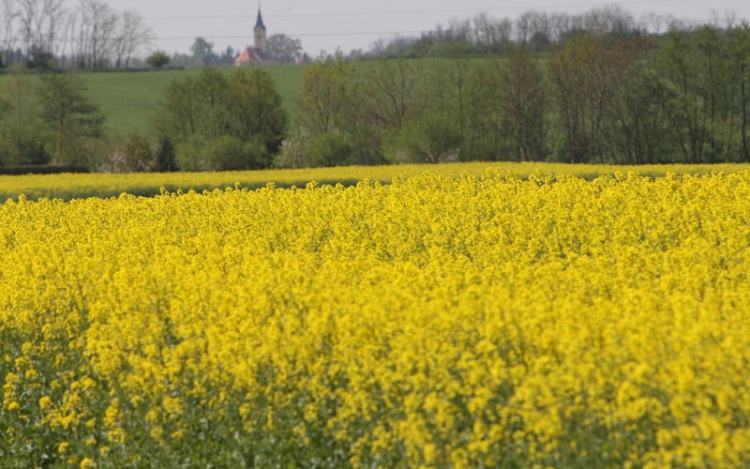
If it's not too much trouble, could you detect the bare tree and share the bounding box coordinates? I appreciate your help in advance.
[73,0,118,68]
[494,49,547,161]
[549,12,570,42]
[112,9,151,68]
[472,12,512,51]
[15,0,64,64]
[515,11,533,45]
[472,12,496,46]
[41,0,65,59]
[1,0,17,66]
[363,57,425,130]
[16,0,38,61]
[264,34,302,64]
[445,17,472,43]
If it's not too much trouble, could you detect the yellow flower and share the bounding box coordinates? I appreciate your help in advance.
[2,168,750,467]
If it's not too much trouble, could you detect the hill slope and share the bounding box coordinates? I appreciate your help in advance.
[0,65,307,138]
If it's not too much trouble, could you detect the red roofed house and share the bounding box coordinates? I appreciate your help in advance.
[234,7,268,66]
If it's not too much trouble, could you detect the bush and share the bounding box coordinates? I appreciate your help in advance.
[95,134,153,173]
[203,135,268,171]
[383,113,462,164]
[176,135,269,172]
[175,135,209,172]
[274,129,312,168]
[146,51,171,69]
[308,132,355,167]
[157,68,287,171]
[155,137,178,172]
[0,124,49,166]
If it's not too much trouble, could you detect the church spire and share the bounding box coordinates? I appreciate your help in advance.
[254,4,267,50]
[255,5,265,30]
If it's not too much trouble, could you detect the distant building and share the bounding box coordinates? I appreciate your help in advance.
[234,7,268,66]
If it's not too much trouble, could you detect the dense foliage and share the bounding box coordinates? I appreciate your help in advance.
[155,68,288,171]
[282,25,750,167]
[2,170,750,467]
[4,13,750,172]
[0,69,104,168]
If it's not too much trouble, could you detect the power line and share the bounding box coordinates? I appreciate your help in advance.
[149,15,750,42]
[153,31,428,42]
[143,0,719,21]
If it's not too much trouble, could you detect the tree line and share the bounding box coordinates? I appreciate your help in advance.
[3,21,750,173]
[284,24,750,167]
[0,66,176,172]
[0,67,107,168]
[0,65,288,173]
[157,12,750,170]
[0,0,151,70]
[356,5,728,58]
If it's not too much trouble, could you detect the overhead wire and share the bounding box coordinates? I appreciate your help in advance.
[148,16,750,42]
[143,0,717,21]
[141,0,749,42]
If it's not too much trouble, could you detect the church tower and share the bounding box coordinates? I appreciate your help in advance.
[254,6,267,51]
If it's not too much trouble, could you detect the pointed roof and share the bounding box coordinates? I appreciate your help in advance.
[255,8,266,29]
[234,47,266,66]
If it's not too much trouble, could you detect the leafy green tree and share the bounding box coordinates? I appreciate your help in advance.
[295,52,384,166]
[296,52,360,135]
[157,68,287,170]
[307,132,354,167]
[36,72,105,166]
[265,34,303,64]
[155,137,178,172]
[226,68,288,159]
[201,135,268,171]
[146,51,170,69]
[729,23,750,162]
[157,69,232,142]
[356,57,428,164]
[492,49,548,161]
[548,34,639,163]
[608,39,672,164]
[175,135,267,171]
[653,26,748,163]
[0,67,49,166]
[384,111,462,163]
[175,135,208,171]
[424,57,488,161]
[190,37,215,65]
[362,57,426,131]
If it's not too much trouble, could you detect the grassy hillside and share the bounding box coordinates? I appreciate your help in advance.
[87,66,307,136]
[0,65,307,138]
[0,58,485,141]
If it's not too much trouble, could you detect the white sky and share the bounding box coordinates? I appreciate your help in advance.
[102,0,750,56]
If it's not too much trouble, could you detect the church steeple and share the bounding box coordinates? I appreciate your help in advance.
[255,7,266,30]
[254,5,266,50]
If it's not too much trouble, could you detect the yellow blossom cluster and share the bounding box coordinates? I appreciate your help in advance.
[2,170,750,467]
[1,161,745,202]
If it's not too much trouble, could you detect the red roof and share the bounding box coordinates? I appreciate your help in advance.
[234,48,264,66]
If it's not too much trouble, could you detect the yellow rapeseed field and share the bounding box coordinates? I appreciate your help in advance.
[1,161,746,202]
[2,169,750,468]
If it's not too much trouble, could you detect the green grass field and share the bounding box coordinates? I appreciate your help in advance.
[0,58,493,141]
[0,65,307,138]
